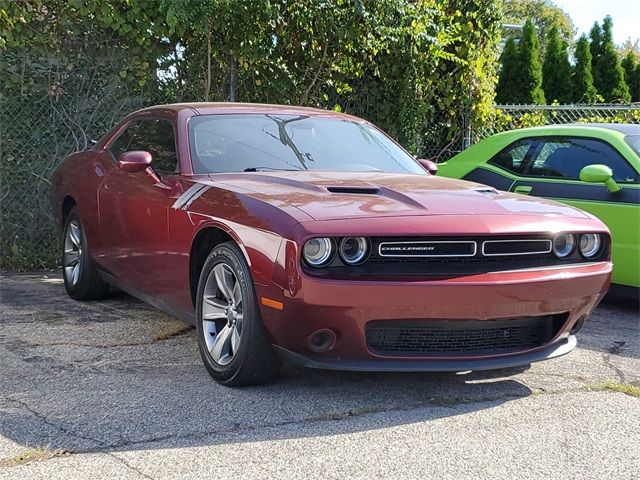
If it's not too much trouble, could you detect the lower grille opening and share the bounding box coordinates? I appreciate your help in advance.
[365,314,567,357]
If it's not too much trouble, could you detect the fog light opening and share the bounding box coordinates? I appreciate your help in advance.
[570,316,586,335]
[308,329,337,353]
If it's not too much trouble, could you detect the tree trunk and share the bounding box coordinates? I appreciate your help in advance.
[228,56,236,102]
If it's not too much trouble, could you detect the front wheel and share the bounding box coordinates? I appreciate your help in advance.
[62,207,109,300]
[196,242,282,386]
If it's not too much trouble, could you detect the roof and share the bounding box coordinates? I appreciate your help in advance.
[140,102,361,121]
[495,123,640,138]
[566,123,640,135]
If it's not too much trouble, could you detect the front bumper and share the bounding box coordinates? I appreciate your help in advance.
[257,261,611,371]
[274,335,577,371]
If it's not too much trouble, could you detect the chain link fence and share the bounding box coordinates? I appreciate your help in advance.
[2,71,640,270]
[422,104,640,163]
[479,104,640,139]
[0,48,168,269]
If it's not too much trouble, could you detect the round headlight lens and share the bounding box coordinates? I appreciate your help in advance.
[339,237,369,265]
[579,233,602,258]
[553,233,576,258]
[303,238,333,267]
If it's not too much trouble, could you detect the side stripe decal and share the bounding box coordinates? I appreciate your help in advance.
[172,183,208,210]
[182,185,211,209]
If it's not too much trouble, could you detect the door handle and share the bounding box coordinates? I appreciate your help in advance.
[514,185,533,195]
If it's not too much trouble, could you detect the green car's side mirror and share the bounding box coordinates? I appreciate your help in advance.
[579,164,622,193]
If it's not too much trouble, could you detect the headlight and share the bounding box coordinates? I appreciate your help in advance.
[339,237,369,265]
[303,238,333,267]
[553,233,576,258]
[579,233,602,258]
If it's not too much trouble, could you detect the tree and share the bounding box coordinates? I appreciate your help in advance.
[496,37,519,104]
[589,21,604,92]
[503,0,574,50]
[595,16,630,102]
[515,19,545,104]
[573,35,598,103]
[542,25,572,103]
[621,51,640,102]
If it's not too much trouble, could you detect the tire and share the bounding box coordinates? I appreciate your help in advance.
[62,207,110,300]
[196,241,282,386]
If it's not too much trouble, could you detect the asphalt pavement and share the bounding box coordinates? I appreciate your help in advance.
[0,273,638,479]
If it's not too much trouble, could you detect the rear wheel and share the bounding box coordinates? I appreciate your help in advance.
[62,207,109,300]
[196,242,281,386]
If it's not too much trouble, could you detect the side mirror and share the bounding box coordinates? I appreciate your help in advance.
[117,150,152,173]
[417,158,438,175]
[579,164,621,193]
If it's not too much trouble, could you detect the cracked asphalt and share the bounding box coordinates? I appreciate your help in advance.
[1,272,639,479]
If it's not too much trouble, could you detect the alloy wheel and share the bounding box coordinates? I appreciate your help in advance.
[64,220,83,286]
[202,263,244,366]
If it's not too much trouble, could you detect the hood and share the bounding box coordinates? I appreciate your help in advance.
[205,171,589,221]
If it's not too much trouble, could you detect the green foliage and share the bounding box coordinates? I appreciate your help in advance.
[345,0,502,152]
[0,0,503,269]
[591,16,630,102]
[589,21,603,92]
[573,35,598,103]
[542,26,572,103]
[502,0,575,49]
[495,37,519,104]
[512,19,545,104]
[621,51,640,102]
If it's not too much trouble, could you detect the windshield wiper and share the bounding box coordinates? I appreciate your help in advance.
[243,167,302,172]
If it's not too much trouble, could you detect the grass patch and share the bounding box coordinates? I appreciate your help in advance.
[152,323,193,341]
[0,446,71,467]
[595,381,640,398]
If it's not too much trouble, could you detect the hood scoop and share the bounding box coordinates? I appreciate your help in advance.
[326,186,381,195]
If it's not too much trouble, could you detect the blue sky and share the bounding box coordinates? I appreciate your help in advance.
[552,0,638,45]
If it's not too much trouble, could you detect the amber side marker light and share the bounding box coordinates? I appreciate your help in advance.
[261,297,284,310]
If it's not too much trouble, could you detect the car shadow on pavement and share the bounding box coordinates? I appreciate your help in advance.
[0,274,539,456]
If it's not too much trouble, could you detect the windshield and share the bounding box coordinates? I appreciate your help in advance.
[188,114,425,175]
[625,135,640,157]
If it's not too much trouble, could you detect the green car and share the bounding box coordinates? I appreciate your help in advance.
[437,124,640,290]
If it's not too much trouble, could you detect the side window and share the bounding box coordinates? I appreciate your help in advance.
[525,138,639,183]
[109,124,135,160]
[109,118,179,174]
[487,139,537,175]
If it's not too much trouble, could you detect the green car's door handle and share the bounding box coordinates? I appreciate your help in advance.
[514,185,533,195]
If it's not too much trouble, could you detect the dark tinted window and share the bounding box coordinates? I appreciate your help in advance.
[188,114,425,174]
[109,118,178,173]
[487,139,536,174]
[525,138,638,183]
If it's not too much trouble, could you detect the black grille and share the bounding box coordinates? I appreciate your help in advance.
[365,315,567,357]
[302,234,608,279]
[482,239,552,256]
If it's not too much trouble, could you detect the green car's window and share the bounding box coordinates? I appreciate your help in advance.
[525,138,639,183]
[487,139,536,175]
[625,135,640,157]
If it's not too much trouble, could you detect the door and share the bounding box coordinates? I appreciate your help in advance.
[507,137,640,287]
[98,117,181,296]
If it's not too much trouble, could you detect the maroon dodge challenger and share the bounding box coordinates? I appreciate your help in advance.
[51,103,611,386]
